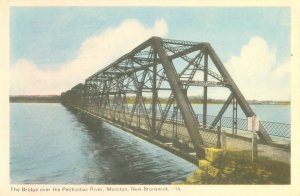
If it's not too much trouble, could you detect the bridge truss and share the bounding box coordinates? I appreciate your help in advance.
[61,37,273,157]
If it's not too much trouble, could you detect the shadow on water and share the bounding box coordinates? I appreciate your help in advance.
[66,106,196,184]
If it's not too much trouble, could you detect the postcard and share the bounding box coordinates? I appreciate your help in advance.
[1,0,300,196]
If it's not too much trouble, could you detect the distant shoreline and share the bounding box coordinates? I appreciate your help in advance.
[9,95,290,105]
[9,95,61,103]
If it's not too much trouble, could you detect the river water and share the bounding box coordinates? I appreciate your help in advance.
[10,103,290,184]
[10,103,197,184]
[192,104,290,123]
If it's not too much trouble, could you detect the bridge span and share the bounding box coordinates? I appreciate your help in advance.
[61,37,290,163]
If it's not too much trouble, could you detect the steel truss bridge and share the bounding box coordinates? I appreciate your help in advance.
[61,37,290,160]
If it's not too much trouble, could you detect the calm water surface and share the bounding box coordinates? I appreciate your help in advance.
[10,103,197,184]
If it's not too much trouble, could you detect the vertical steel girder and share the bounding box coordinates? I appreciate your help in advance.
[151,49,157,135]
[203,51,208,127]
[232,97,238,134]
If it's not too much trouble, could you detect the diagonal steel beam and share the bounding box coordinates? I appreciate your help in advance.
[152,37,205,157]
[206,44,272,143]
[210,93,234,129]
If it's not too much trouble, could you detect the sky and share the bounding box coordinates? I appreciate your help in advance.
[10,7,291,101]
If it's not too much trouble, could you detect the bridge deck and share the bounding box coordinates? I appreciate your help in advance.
[66,104,290,164]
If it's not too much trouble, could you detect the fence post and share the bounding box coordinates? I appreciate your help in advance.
[221,130,227,154]
[138,106,140,129]
[217,126,221,148]
[248,116,259,164]
[252,132,258,164]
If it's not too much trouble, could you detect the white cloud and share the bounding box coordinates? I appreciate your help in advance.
[11,27,290,101]
[225,36,290,101]
[10,18,168,95]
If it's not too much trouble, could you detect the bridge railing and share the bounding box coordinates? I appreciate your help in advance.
[122,106,291,139]
[65,103,290,163]
[196,114,291,139]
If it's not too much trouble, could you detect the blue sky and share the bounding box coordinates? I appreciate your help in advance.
[11,7,290,68]
[10,7,290,100]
